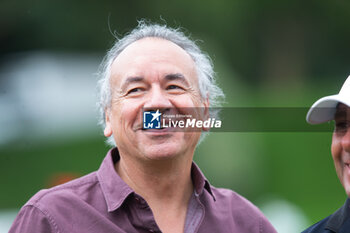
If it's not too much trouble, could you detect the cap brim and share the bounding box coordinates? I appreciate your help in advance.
[306,95,350,124]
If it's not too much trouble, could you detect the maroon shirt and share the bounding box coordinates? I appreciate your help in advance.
[9,148,277,233]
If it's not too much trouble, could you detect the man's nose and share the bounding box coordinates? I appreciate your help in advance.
[143,86,172,111]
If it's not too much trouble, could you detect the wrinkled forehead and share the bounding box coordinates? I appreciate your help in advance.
[116,37,193,60]
[110,37,197,85]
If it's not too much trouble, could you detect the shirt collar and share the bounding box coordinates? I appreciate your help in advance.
[97,148,134,212]
[191,162,216,201]
[97,148,216,212]
[325,198,350,232]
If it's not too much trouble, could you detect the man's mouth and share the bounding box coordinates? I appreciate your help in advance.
[142,127,165,131]
[139,127,176,136]
[140,126,172,132]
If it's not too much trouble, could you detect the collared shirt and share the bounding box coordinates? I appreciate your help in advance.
[302,198,350,233]
[9,148,277,233]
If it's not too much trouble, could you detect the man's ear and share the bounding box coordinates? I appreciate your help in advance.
[104,109,113,137]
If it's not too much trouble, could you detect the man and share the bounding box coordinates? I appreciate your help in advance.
[303,75,350,232]
[9,22,276,233]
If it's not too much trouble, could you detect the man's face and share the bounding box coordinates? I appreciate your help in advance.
[332,104,350,196]
[104,38,208,161]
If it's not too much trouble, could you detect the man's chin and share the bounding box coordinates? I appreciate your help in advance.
[135,131,198,160]
[139,143,184,160]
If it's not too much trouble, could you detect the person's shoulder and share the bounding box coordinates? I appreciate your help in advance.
[302,199,350,233]
[9,172,100,233]
[211,186,262,215]
[209,186,277,232]
[301,215,330,233]
[25,171,99,209]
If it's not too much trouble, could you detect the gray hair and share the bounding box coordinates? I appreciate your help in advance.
[97,21,224,146]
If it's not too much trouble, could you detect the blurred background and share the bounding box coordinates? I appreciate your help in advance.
[1,0,350,232]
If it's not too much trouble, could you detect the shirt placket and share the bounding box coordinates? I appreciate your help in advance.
[184,192,205,233]
[133,194,162,233]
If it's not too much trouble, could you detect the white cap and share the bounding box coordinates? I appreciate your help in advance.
[306,75,350,124]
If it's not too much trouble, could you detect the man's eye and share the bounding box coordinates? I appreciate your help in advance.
[167,85,183,90]
[127,88,143,94]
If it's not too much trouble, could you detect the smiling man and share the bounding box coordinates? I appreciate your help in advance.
[303,75,350,233]
[9,22,276,233]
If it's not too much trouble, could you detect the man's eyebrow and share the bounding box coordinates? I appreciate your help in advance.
[120,76,144,90]
[164,73,190,86]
